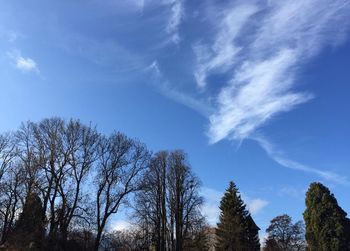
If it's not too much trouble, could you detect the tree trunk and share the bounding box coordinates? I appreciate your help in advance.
[94,229,103,251]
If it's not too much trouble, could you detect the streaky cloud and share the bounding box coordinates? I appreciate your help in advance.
[163,0,183,44]
[253,135,349,185]
[146,60,213,117]
[209,49,313,143]
[193,0,350,143]
[193,3,258,88]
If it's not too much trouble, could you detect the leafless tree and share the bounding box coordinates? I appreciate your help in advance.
[94,132,150,251]
[167,150,204,251]
[0,118,208,251]
[56,119,99,246]
[134,151,168,250]
[0,165,25,244]
[29,118,69,245]
[134,150,204,251]
[15,118,99,248]
[265,214,306,251]
[0,133,16,182]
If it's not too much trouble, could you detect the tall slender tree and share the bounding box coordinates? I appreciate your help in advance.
[216,181,260,251]
[167,150,204,251]
[134,150,205,251]
[304,182,350,251]
[134,151,168,251]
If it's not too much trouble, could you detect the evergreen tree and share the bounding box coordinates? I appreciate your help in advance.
[8,192,45,250]
[304,182,350,251]
[216,181,260,251]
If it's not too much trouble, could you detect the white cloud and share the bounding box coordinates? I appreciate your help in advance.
[208,49,313,143]
[253,135,349,185]
[200,187,221,225]
[194,3,258,88]
[164,0,183,44]
[245,197,269,215]
[146,60,162,77]
[200,187,268,226]
[144,1,350,184]
[192,0,350,143]
[7,50,39,73]
[16,57,37,72]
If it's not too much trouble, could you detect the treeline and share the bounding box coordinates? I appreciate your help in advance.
[0,118,350,251]
[0,118,208,251]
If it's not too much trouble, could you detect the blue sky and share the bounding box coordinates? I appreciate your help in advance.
[1,0,350,236]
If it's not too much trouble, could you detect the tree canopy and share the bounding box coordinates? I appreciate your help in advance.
[264,214,305,251]
[304,182,350,251]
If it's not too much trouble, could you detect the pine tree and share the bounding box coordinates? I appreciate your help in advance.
[8,192,45,250]
[216,181,260,251]
[304,182,350,251]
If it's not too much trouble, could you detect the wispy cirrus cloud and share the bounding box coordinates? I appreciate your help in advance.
[146,60,213,117]
[188,0,350,182]
[192,0,350,143]
[193,4,258,88]
[208,48,313,143]
[7,50,39,73]
[146,1,349,184]
[253,135,349,185]
[163,0,183,44]
[126,0,184,44]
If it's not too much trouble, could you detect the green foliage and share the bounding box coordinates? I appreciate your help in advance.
[216,181,260,251]
[304,182,350,251]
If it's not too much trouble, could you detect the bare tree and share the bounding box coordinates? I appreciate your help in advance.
[56,119,99,247]
[134,151,168,251]
[265,214,306,251]
[167,150,204,251]
[29,118,70,245]
[134,150,204,251]
[0,166,24,244]
[0,132,19,244]
[0,118,208,251]
[15,122,42,197]
[94,132,150,251]
[0,133,16,182]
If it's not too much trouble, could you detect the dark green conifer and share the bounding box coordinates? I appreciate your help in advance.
[216,181,260,251]
[304,182,350,251]
[9,192,45,250]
